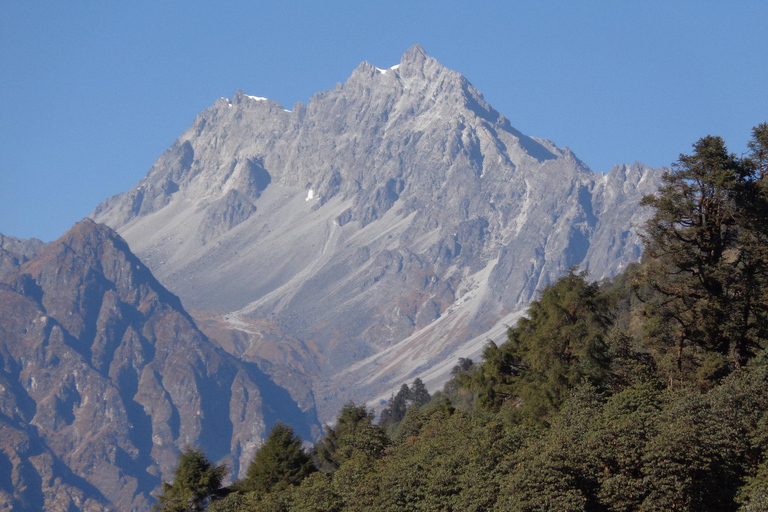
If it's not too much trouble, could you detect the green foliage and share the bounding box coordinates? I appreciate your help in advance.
[605,328,659,391]
[461,269,611,424]
[391,406,425,445]
[594,384,663,511]
[313,402,389,472]
[209,354,768,512]
[379,383,411,429]
[380,378,433,435]
[738,462,768,512]
[748,122,768,180]
[155,447,227,512]
[637,132,768,379]
[288,473,342,512]
[458,340,518,411]
[370,411,515,512]
[330,452,380,510]
[240,422,314,495]
[452,357,474,376]
[207,492,260,512]
[494,377,754,512]
[638,390,743,511]
[246,492,289,512]
[436,359,478,412]
[495,384,604,512]
[409,378,431,407]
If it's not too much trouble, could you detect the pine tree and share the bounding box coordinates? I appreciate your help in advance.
[313,403,389,472]
[451,357,474,376]
[459,340,518,411]
[155,447,227,512]
[409,378,431,407]
[637,132,768,376]
[378,384,411,427]
[240,422,314,495]
[748,122,768,181]
[464,269,611,423]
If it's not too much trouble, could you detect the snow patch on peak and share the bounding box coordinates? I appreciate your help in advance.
[245,94,268,101]
[305,189,315,201]
[375,64,400,74]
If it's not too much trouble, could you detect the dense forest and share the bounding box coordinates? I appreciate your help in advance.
[156,124,768,512]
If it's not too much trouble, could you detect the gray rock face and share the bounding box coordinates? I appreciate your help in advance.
[0,220,319,511]
[92,45,664,420]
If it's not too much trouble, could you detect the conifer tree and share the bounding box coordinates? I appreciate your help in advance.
[409,378,431,407]
[313,403,389,472]
[637,132,768,375]
[155,447,227,512]
[378,384,411,427]
[241,422,314,495]
[463,269,611,422]
[748,122,768,181]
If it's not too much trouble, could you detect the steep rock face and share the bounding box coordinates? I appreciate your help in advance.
[0,234,44,281]
[92,45,663,419]
[0,220,319,511]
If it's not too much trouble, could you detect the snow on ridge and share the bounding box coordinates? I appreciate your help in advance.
[245,94,268,101]
[375,64,400,74]
[305,189,315,201]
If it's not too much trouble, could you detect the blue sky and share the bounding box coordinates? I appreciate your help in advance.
[2,1,767,241]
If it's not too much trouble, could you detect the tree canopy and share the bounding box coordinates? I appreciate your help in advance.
[461,269,611,424]
[155,447,226,512]
[637,131,768,382]
[240,422,315,495]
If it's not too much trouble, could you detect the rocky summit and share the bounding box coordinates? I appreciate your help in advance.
[91,44,664,421]
[0,220,319,511]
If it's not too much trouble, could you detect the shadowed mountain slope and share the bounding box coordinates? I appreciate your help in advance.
[0,220,319,511]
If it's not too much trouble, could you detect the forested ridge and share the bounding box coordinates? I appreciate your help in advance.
[157,125,768,512]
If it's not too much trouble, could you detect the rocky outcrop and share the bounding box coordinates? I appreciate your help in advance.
[0,220,319,511]
[0,233,44,281]
[92,45,664,421]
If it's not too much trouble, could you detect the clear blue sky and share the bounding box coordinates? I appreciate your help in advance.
[2,1,767,241]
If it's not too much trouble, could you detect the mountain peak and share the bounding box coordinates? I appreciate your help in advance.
[51,218,127,258]
[22,218,165,305]
[402,43,427,62]
[396,43,452,82]
[1,224,317,512]
[349,60,380,80]
[90,46,664,435]
[21,217,193,321]
[66,217,107,236]
[348,45,432,83]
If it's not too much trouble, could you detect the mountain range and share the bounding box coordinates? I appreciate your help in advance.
[91,44,662,421]
[0,221,317,510]
[1,45,663,510]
